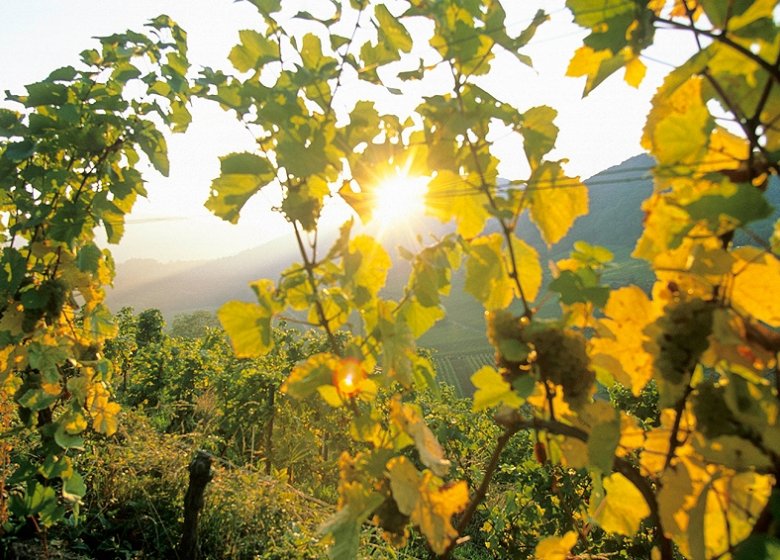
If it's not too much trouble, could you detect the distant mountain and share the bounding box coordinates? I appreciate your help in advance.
[107,153,780,354]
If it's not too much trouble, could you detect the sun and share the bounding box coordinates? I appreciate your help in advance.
[371,173,428,225]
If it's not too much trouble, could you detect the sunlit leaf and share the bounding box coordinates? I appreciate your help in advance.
[229,29,280,73]
[218,300,274,357]
[590,472,650,536]
[590,286,659,394]
[534,531,578,560]
[206,152,275,224]
[731,247,780,327]
[527,161,588,246]
[471,366,523,411]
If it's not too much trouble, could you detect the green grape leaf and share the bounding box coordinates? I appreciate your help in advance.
[229,29,280,73]
[206,152,275,224]
[520,106,558,166]
[582,401,620,473]
[136,126,170,176]
[685,183,772,228]
[84,303,119,341]
[375,4,412,53]
[281,175,330,231]
[549,270,609,307]
[62,471,87,503]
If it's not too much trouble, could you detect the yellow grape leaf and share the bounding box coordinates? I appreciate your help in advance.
[61,411,88,434]
[728,0,777,35]
[87,383,120,436]
[624,56,646,88]
[527,380,574,418]
[702,308,776,374]
[386,456,469,555]
[633,194,692,261]
[399,298,445,338]
[283,352,338,399]
[567,45,625,96]
[425,170,489,238]
[699,127,750,174]
[642,77,711,167]
[731,247,780,327]
[656,455,704,548]
[527,161,588,247]
[590,286,660,395]
[682,471,772,560]
[649,240,725,304]
[465,234,515,310]
[591,472,650,536]
[471,366,523,412]
[387,456,421,515]
[345,234,391,303]
[511,234,542,302]
[534,531,577,560]
[639,409,694,477]
[580,400,620,473]
[323,454,386,560]
[391,398,451,476]
[416,473,469,555]
[218,300,274,357]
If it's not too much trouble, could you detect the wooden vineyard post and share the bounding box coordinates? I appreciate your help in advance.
[179,451,213,559]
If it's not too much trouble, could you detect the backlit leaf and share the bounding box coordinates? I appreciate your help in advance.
[218,300,274,357]
[731,247,780,327]
[206,152,275,224]
[426,170,489,238]
[591,472,650,536]
[229,29,279,73]
[534,531,578,560]
[471,365,523,411]
[387,456,468,555]
[590,286,659,394]
[527,161,588,246]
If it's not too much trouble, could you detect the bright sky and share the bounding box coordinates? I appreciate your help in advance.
[1,1,694,263]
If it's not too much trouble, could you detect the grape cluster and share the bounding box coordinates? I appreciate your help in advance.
[15,278,67,332]
[486,311,595,407]
[692,381,739,439]
[526,326,595,408]
[654,298,714,385]
[485,310,529,382]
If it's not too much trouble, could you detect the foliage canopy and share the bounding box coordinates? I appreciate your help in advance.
[3,0,780,559]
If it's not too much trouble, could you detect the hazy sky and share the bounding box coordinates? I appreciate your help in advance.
[1,1,693,263]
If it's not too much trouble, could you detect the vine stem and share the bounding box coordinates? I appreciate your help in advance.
[653,16,780,84]
[291,221,340,355]
[495,415,675,560]
[448,66,532,317]
[440,423,521,559]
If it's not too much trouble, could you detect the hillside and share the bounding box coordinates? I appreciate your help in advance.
[107,153,780,363]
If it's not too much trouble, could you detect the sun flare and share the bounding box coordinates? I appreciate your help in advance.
[371,173,428,225]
